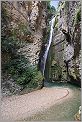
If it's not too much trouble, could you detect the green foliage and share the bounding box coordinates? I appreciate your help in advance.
[27,70,43,88]
[47,1,56,21]
[74,8,81,25]
[47,1,51,10]
[1,36,20,54]
[52,63,62,75]
[69,68,77,80]
[51,61,62,80]
[54,16,58,29]
[3,54,43,88]
[76,8,81,23]
[14,22,31,39]
[16,66,36,86]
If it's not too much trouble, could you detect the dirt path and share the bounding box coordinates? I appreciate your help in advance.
[1,86,72,121]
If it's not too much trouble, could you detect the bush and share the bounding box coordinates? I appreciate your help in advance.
[16,65,44,88]
[27,70,44,88]
[76,8,81,23]
[3,55,44,89]
[74,8,81,25]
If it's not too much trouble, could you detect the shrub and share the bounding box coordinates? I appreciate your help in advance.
[27,70,44,88]
[74,8,81,25]
[3,55,44,89]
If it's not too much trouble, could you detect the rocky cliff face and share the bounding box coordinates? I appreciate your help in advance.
[2,1,47,65]
[18,1,47,65]
[1,1,47,96]
[51,1,81,85]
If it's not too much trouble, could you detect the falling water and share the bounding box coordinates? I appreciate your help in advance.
[42,17,56,75]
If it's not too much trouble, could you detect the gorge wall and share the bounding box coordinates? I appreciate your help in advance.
[1,1,47,96]
[2,1,47,65]
[50,1,81,85]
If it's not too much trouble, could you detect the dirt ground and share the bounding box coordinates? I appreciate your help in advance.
[1,87,72,121]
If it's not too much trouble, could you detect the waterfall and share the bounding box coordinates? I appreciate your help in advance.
[42,17,56,75]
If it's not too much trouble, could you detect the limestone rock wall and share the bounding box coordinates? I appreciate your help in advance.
[1,1,47,96]
[2,1,47,65]
[52,1,81,84]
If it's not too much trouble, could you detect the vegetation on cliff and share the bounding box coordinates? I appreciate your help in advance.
[1,1,44,95]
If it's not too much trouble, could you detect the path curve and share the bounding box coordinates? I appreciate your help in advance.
[1,87,72,121]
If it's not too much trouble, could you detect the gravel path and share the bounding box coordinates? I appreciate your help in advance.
[1,87,72,121]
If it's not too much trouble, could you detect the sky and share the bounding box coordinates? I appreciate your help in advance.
[50,0,59,10]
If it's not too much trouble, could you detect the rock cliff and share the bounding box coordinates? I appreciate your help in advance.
[2,1,47,65]
[51,1,81,85]
[1,1,47,96]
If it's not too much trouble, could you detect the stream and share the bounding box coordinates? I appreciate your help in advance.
[24,82,81,121]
